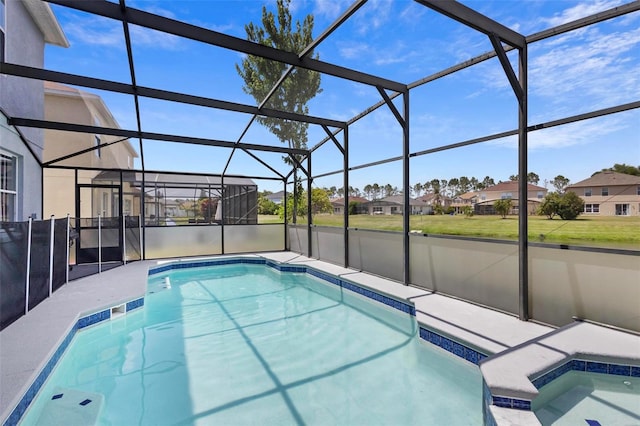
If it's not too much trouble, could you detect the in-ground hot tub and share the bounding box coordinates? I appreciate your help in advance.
[532,361,640,425]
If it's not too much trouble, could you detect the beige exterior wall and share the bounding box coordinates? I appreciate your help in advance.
[568,185,640,216]
[478,188,546,203]
[43,168,75,217]
[43,85,138,219]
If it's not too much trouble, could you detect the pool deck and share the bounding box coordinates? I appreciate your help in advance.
[2,252,639,425]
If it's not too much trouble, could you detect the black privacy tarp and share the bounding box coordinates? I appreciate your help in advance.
[0,222,29,330]
[52,218,67,292]
[28,219,51,311]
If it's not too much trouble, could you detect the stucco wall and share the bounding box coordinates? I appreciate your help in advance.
[0,114,42,220]
[1,0,46,157]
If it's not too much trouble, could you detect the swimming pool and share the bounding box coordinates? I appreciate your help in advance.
[20,261,482,425]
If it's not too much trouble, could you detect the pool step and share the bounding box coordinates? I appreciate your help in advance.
[36,387,103,425]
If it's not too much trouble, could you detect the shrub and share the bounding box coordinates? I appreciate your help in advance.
[494,198,513,219]
[556,192,584,220]
[538,192,561,219]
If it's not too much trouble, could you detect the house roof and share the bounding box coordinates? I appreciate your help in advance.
[482,181,546,192]
[459,191,479,200]
[331,196,369,205]
[265,190,285,200]
[567,171,640,188]
[367,195,427,206]
[22,0,69,48]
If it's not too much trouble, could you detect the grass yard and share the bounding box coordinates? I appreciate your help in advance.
[258,214,640,249]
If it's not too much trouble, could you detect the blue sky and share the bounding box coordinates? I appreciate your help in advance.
[44,0,639,194]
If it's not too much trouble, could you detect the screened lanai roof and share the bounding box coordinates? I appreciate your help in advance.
[3,0,639,186]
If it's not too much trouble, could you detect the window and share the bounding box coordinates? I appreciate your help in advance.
[615,204,629,216]
[537,191,544,199]
[372,206,383,214]
[501,192,512,199]
[94,135,101,158]
[584,188,592,197]
[1,152,17,221]
[0,0,5,62]
[601,187,608,196]
[584,204,599,213]
[637,186,640,196]
[102,192,108,216]
[390,206,398,214]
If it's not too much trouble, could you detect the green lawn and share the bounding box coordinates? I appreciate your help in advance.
[259,214,640,249]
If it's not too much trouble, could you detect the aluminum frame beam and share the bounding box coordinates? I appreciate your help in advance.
[0,63,345,129]
[310,101,639,181]
[8,117,309,156]
[415,0,525,48]
[46,0,406,93]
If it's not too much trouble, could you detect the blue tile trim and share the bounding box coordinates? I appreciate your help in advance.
[490,396,532,411]
[148,258,416,317]
[126,297,144,312]
[3,295,145,426]
[77,309,111,329]
[482,357,640,416]
[532,358,640,391]
[418,326,488,366]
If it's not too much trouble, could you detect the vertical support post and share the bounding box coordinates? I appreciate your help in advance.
[403,91,411,285]
[66,214,70,284]
[220,177,225,255]
[98,214,102,274]
[122,214,127,265]
[292,170,298,224]
[307,155,312,258]
[49,215,55,297]
[518,44,529,321]
[138,214,143,261]
[283,181,288,251]
[25,217,33,315]
[343,125,349,269]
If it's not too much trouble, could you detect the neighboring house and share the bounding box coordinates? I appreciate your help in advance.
[475,181,547,215]
[566,171,640,216]
[331,196,368,215]
[0,0,68,221]
[265,190,284,205]
[42,82,139,218]
[416,192,452,214]
[366,195,404,215]
[450,191,478,214]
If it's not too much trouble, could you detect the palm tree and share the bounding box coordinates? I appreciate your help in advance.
[364,184,372,200]
[372,183,380,200]
[413,182,423,197]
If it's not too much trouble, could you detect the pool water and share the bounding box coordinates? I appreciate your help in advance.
[533,370,640,425]
[21,264,482,425]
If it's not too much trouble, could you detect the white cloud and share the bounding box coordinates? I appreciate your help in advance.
[63,16,123,47]
[351,0,393,35]
[540,0,624,27]
[529,26,640,106]
[61,13,182,50]
[488,115,627,151]
[313,0,351,20]
[337,41,371,59]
